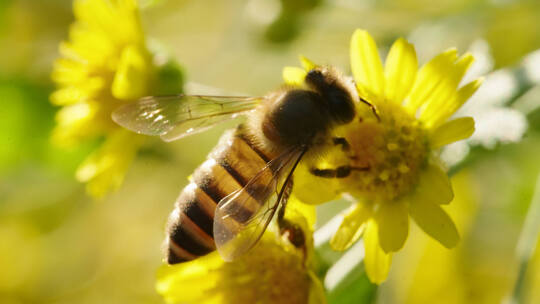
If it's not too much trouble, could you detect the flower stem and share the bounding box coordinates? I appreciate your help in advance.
[508,172,540,303]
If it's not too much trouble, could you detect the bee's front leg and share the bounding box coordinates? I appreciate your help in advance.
[332,137,350,151]
[310,165,369,178]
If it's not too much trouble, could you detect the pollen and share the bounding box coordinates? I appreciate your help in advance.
[343,101,429,202]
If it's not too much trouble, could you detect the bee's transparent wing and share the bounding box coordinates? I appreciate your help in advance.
[213,147,306,262]
[112,94,262,142]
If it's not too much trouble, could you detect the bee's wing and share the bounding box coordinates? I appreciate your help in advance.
[112,94,263,142]
[213,147,307,261]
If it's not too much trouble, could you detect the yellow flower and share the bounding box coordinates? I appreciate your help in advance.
[156,197,326,304]
[50,0,181,197]
[283,29,482,284]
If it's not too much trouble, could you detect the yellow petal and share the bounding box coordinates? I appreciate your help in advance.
[384,38,418,104]
[292,164,341,205]
[405,49,458,114]
[284,195,317,231]
[74,0,115,33]
[156,254,223,303]
[51,58,88,85]
[350,29,385,96]
[66,23,116,65]
[112,45,152,100]
[308,271,327,304]
[76,129,144,198]
[55,102,94,126]
[409,197,460,248]
[50,78,105,105]
[429,117,475,149]
[453,53,475,83]
[299,55,317,71]
[375,200,409,253]
[363,220,392,284]
[427,78,484,128]
[51,102,103,145]
[419,53,475,124]
[330,203,370,251]
[283,66,307,86]
[50,87,83,106]
[74,0,143,47]
[411,162,454,205]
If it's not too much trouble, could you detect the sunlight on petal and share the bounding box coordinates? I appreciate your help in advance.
[156,254,223,303]
[300,55,317,71]
[425,78,483,128]
[112,45,151,100]
[430,117,475,149]
[419,53,475,123]
[405,49,458,114]
[283,66,307,86]
[330,203,370,251]
[384,38,418,104]
[75,129,144,198]
[350,29,385,96]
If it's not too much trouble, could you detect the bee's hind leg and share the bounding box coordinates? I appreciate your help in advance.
[277,179,294,223]
[276,179,307,256]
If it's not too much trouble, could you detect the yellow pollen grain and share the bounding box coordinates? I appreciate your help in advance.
[398,163,410,173]
[387,143,399,151]
[362,175,375,184]
[379,170,390,181]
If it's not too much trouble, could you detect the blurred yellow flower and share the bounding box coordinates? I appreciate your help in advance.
[156,197,326,304]
[50,0,161,197]
[283,29,482,284]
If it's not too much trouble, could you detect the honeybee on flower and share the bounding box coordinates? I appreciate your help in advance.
[114,26,480,286]
[285,29,482,283]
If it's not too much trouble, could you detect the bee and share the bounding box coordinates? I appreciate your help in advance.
[113,67,378,263]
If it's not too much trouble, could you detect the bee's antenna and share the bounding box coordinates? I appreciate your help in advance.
[359,97,380,122]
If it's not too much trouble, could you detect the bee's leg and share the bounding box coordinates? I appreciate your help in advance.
[359,97,380,122]
[276,178,306,257]
[279,217,307,259]
[277,202,307,261]
[277,179,294,224]
[332,137,350,151]
[310,165,369,178]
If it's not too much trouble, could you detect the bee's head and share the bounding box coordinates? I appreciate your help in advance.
[305,68,356,125]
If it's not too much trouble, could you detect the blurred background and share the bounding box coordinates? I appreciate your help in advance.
[1,0,540,303]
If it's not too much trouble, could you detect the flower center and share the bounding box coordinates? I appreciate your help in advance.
[216,235,311,304]
[341,101,429,202]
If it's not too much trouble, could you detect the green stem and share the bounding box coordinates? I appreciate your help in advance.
[509,172,540,303]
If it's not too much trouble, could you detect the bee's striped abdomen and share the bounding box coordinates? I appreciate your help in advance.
[166,127,274,264]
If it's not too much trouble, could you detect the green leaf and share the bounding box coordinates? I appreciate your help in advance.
[326,262,378,304]
[154,60,185,96]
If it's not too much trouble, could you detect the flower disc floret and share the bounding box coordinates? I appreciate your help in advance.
[342,101,429,202]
